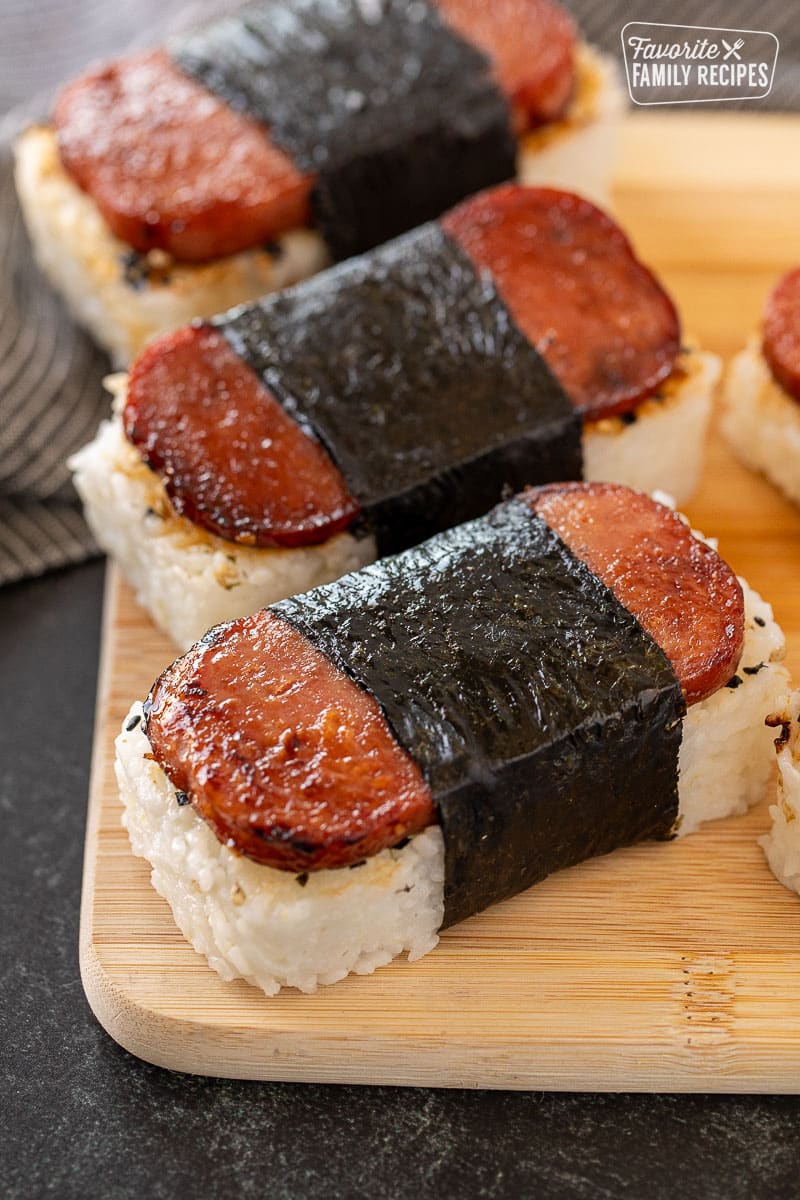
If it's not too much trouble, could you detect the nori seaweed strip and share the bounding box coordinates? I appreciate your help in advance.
[215,224,581,555]
[274,498,685,928]
[171,0,516,259]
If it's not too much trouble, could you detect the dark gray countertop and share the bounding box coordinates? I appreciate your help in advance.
[4,0,800,1194]
[2,561,800,1199]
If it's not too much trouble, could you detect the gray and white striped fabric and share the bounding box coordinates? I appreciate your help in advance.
[0,0,798,586]
[0,135,106,584]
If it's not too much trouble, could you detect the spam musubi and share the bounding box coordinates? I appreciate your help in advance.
[761,690,800,895]
[71,185,720,648]
[14,0,624,363]
[116,483,790,995]
[723,267,800,508]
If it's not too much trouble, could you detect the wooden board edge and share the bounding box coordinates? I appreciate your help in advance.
[78,930,800,1090]
[79,565,134,1053]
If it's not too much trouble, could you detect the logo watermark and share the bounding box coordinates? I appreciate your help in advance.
[622,22,779,105]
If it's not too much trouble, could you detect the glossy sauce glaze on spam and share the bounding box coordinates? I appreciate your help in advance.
[442,185,681,420]
[528,483,744,704]
[54,51,312,261]
[436,0,576,128]
[146,612,434,873]
[124,326,359,547]
[763,266,800,402]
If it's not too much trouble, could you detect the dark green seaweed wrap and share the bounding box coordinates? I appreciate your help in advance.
[274,498,685,928]
[171,0,516,259]
[214,223,580,555]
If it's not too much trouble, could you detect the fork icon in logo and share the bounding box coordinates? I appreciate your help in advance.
[722,37,745,60]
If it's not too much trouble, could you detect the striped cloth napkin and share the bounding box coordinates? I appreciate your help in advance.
[0,127,106,585]
[1,0,798,586]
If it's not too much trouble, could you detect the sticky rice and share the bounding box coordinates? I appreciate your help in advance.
[519,45,625,206]
[722,339,800,509]
[582,347,718,506]
[760,690,800,893]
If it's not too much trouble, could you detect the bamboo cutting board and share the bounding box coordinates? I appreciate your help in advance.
[80,113,800,1089]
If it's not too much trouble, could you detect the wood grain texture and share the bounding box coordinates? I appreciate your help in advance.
[80,114,800,1088]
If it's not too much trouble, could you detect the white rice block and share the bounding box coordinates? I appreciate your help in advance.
[722,339,800,509]
[16,45,623,365]
[677,582,789,835]
[117,709,445,997]
[71,347,716,648]
[519,46,626,208]
[116,574,789,996]
[760,690,800,893]
[583,349,719,508]
[14,126,329,366]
